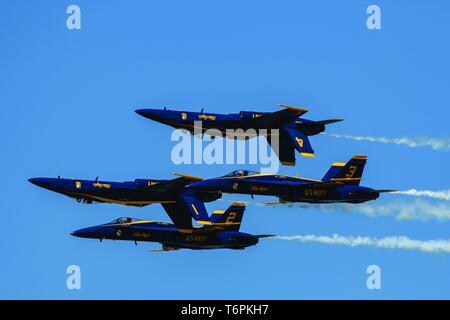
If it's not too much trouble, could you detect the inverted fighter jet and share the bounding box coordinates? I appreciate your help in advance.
[28,174,215,228]
[135,104,342,166]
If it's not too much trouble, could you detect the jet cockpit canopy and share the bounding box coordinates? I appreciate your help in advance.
[222,170,258,177]
[108,217,142,224]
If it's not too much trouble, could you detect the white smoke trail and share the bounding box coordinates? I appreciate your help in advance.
[265,199,450,222]
[394,189,450,201]
[276,234,450,254]
[219,197,450,221]
[325,133,450,151]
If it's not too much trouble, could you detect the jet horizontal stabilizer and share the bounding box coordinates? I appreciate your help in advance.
[256,234,277,238]
[315,118,344,125]
[350,189,398,195]
[373,189,398,193]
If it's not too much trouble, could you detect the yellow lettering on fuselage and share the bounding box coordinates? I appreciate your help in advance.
[93,182,111,189]
[186,234,207,242]
[250,185,268,192]
[133,232,151,239]
[304,189,327,197]
[198,114,216,120]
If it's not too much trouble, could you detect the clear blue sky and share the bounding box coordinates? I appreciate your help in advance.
[1,0,450,299]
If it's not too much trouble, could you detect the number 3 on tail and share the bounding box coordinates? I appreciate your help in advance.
[346,166,357,178]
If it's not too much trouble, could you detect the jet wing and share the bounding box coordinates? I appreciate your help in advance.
[242,105,309,128]
[172,173,203,181]
[140,173,203,193]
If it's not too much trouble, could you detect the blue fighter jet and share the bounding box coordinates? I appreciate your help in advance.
[135,104,343,166]
[71,203,274,251]
[29,174,215,228]
[186,155,396,204]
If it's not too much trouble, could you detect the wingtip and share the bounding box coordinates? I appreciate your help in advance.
[172,173,203,181]
[277,104,309,113]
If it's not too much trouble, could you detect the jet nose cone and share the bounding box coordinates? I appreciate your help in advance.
[71,226,115,239]
[28,177,50,188]
[135,109,148,117]
[71,227,97,238]
[135,108,166,121]
[70,230,82,237]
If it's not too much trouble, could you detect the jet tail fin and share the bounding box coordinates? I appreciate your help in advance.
[322,155,368,185]
[210,202,246,231]
[161,202,193,230]
[266,127,315,166]
[179,191,211,225]
[322,162,347,182]
[283,127,315,158]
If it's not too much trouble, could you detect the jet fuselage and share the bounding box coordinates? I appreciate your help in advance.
[29,177,219,207]
[72,219,259,250]
[135,109,324,136]
[187,173,380,204]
